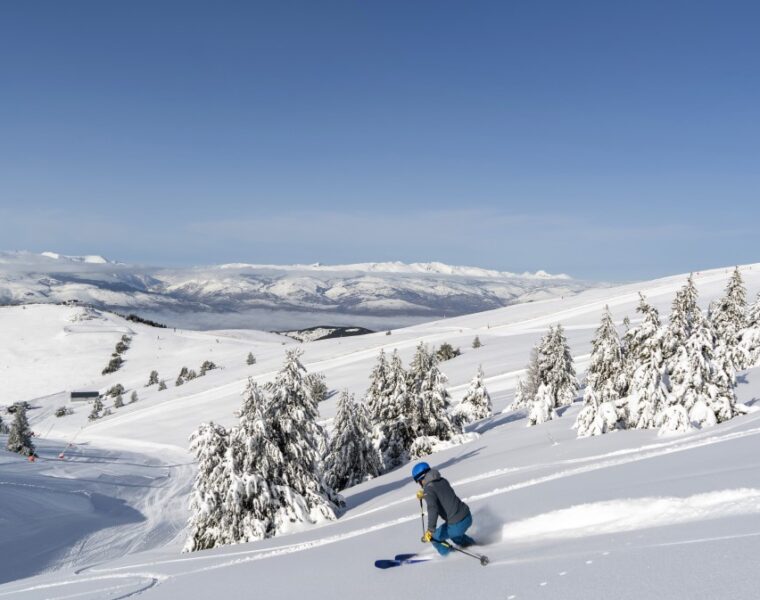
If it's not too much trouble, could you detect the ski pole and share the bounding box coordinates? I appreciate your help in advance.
[431,537,490,566]
[419,499,426,536]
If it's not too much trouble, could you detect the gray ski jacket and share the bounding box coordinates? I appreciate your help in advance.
[420,468,470,531]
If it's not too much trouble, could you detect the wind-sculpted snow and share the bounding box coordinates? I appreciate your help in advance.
[0,251,596,330]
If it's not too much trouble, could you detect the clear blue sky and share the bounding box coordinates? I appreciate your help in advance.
[1,1,758,280]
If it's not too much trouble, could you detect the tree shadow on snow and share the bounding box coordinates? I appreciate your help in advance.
[468,411,525,435]
[343,448,485,510]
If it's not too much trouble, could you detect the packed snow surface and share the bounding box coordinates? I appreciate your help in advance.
[1,263,760,599]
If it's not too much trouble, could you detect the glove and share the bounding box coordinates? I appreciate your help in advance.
[421,530,433,543]
[416,489,425,500]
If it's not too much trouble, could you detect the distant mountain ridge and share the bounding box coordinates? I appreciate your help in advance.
[0,251,601,330]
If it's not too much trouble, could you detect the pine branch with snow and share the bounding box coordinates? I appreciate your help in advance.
[453,365,492,427]
[324,391,381,491]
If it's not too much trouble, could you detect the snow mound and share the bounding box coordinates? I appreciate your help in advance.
[501,488,760,543]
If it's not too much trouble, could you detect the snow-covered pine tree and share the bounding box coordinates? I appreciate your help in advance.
[221,379,281,544]
[246,352,256,366]
[114,394,124,408]
[407,343,459,439]
[453,366,492,427]
[575,307,626,437]
[664,275,699,360]
[371,349,413,470]
[324,390,381,491]
[88,396,103,420]
[472,336,482,349]
[710,267,748,370]
[184,422,230,552]
[200,360,217,376]
[527,325,579,426]
[509,344,540,410]
[740,293,760,368]
[667,312,717,430]
[158,380,167,391]
[304,371,328,405]
[264,350,340,524]
[623,294,669,430]
[366,349,389,424]
[130,391,138,403]
[147,370,159,386]
[6,404,35,456]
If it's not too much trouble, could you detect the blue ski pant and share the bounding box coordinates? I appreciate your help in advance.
[432,513,474,556]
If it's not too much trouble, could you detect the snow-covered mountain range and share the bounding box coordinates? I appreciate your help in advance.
[0,251,599,330]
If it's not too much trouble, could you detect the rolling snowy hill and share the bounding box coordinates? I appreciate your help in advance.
[1,263,759,599]
[0,251,598,331]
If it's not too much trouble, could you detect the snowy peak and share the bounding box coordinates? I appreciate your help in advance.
[215,260,571,280]
[40,251,113,264]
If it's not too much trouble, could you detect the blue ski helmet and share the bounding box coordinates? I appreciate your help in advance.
[412,462,431,482]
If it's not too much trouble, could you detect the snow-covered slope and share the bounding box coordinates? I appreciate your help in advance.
[1,263,759,599]
[0,251,598,331]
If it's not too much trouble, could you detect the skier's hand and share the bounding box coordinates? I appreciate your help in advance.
[416,489,425,500]
[421,530,433,543]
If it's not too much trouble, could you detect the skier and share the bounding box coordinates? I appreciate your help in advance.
[413,462,475,556]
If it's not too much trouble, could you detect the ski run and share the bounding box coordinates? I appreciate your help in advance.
[2,263,760,599]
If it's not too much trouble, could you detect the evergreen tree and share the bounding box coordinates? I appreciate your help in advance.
[435,342,461,362]
[6,404,35,456]
[575,307,626,437]
[88,396,103,421]
[130,391,138,404]
[371,349,413,470]
[264,350,340,520]
[528,326,577,425]
[324,391,381,491]
[510,345,540,410]
[711,267,748,370]
[740,293,760,368]
[147,370,159,386]
[453,366,492,426]
[664,275,699,360]
[366,349,390,424]
[246,352,256,366]
[107,383,125,397]
[158,380,167,391]
[186,369,198,381]
[221,380,281,544]
[304,372,328,405]
[114,394,124,408]
[670,309,737,427]
[200,361,217,376]
[527,325,579,426]
[624,295,669,430]
[176,375,184,387]
[472,336,482,349]
[184,422,230,552]
[407,343,459,439]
